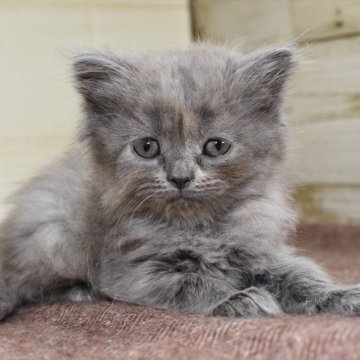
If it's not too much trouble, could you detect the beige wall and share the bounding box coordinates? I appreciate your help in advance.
[193,0,360,224]
[0,0,191,220]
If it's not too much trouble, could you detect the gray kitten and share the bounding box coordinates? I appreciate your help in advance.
[0,45,359,320]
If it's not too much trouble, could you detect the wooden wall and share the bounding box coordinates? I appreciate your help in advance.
[193,0,360,224]
[0,0,191,220]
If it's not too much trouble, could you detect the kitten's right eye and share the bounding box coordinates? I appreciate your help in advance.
[133,138,160,158]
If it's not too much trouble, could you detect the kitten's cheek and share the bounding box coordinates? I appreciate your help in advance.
[157,155,165,166]
[215,166,249,186]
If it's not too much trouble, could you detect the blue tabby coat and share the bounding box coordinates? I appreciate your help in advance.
[0,45,359,319]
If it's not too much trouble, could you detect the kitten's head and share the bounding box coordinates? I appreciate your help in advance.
[73,45,296,227]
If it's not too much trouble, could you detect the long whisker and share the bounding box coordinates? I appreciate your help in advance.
[128,193,155,225]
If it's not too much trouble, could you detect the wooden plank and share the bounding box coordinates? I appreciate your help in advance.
[289,118,360,184]
[285,37,360,185]
[292,0,360,42]
[287,93,360,125]
[0,0,188,7]
[294,185,360,224]
[193,0,293,49]
[92,3,191,50]
[284,36,360,185]
[290,37,360,98]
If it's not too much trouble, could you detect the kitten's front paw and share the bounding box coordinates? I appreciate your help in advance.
[210,287,283,318]
[321,286,360,316]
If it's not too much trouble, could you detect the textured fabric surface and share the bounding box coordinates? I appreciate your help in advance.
[0,224,359,360]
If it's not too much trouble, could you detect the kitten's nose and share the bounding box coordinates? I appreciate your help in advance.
[167,176,192,190]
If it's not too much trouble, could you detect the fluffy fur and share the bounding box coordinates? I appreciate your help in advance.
[0,45,359,320]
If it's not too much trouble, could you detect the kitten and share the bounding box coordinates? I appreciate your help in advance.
[0,45,359,320]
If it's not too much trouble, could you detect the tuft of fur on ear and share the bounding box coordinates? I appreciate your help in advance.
[233,46,297,113]
[72,53,134,111]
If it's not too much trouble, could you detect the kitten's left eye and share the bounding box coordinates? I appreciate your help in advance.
[133,138,160,158]
[203,138,231,157]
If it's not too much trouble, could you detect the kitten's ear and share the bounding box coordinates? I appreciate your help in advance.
[72,53,132,108]
[234,47,297,112]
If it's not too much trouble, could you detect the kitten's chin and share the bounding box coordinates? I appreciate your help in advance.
[142,190,226,228]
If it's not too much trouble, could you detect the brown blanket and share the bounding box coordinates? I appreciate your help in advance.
[0,224,359,360]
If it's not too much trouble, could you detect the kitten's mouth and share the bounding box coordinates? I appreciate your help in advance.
[167,190,198,202]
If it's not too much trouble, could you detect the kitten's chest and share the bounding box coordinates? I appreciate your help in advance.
[126,221,228,256]
[120,221,254,277]
[101,220,262,290]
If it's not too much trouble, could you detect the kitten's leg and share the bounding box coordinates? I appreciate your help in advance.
[210,287,283,317]
[0,215,91,320]
[97,256,283,317]
[270,253,360,315]
[0,159,93,319]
